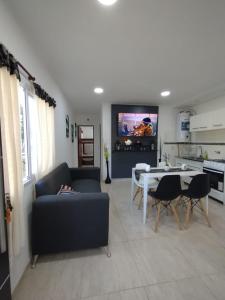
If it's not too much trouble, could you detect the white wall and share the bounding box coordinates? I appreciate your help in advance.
[55,100,76,167]
[191,95,225,159]
[101,104,111,180]
[74,113,101,167]
[0,0,76,291]
[158,105,178,164]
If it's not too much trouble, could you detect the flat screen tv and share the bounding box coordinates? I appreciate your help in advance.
[118,112,158,137]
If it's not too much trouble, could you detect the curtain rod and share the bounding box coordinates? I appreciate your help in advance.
[17,61,35,82]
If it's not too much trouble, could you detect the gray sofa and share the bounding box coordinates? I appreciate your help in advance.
[32,163,109,262]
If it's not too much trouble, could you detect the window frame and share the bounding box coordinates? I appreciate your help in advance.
[19,78,34,184]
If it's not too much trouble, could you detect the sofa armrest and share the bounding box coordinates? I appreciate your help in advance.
[32,192,109,255]
[69,167,100,182]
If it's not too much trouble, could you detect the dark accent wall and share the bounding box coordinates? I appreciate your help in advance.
[111,104,159,178]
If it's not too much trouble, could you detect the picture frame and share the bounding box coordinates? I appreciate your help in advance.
[75,122,77,137]
[71,124,74,143]
[66,115,69,138]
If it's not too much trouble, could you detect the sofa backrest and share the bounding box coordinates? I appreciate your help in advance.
[35,163,72,197]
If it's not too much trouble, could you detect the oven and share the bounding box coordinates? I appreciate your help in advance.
[203,167,224,192]
[203,164,225,203]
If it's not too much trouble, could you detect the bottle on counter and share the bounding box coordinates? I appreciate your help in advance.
[203,150,208,160]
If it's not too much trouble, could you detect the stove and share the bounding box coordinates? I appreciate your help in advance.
[203,159,225,203]
[203,159,225,172]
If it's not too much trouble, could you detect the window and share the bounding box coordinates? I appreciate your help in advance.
[19,83,34,182]
[28,94,38,176]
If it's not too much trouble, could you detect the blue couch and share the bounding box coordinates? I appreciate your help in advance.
[32,163,109,260]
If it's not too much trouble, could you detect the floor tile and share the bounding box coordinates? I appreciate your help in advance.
[201,272,225,300]
[129,237,195,285]
[145,277,217,300]
[80,242,145,298]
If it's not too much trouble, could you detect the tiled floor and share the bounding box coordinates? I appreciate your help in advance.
[13,180,225,300]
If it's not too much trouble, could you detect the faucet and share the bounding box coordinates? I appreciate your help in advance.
[197,146,203,158]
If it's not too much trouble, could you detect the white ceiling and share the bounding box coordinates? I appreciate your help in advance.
[6,0,225,113]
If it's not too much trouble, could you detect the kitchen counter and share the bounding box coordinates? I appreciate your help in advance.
[176,156,204,163]
[175,156,203,185]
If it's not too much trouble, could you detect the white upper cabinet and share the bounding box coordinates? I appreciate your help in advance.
[211,109,225,129]
[190,108,225,132]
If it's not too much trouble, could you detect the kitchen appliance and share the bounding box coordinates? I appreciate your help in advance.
[0,127,11,299]
[203,159,225,203]
[177,111,191,142]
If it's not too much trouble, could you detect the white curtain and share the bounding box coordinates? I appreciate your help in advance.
[30,95,55,180]
[0,67,24,256]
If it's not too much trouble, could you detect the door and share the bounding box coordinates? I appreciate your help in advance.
[78,126,94,167]
[0,126,11,300]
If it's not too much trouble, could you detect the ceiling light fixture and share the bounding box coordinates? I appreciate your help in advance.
[161,90,171,97]
[94,87,104,94]
[97,0,118,6]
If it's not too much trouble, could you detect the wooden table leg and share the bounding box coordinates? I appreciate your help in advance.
[155,202,161,232]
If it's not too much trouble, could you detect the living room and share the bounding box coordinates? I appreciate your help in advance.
[1,0,225,300]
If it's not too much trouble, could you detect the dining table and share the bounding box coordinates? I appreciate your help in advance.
[131,166,207,224]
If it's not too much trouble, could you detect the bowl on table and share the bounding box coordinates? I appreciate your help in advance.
[181,164,187,170]
[164,165,170,171]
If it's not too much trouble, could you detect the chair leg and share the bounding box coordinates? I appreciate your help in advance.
[171,204,182,230]
[104,246,111,257]
[175,196,181,208]
[191,199,194,215]
[137,189,143,209]
[155,202,161,232]
[147,196,153,218]
[166,205,169,216]
[31,255,39,269]
[199,198,212,227]
[176,196,183,216]
[185,200,192,229]
[133,187,141,201]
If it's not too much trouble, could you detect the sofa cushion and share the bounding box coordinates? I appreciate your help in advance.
[72,179,101,193]
[36,163,72,197]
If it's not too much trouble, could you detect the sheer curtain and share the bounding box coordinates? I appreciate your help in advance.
[0,43,56,259]
[30,94,55,180]
[0,67,24,256]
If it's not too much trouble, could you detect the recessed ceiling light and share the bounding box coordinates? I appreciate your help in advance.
[94,87,104,94]
[161,90,171,97]
[97,0,118,6]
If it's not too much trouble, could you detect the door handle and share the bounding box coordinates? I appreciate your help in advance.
[213,124,223,127]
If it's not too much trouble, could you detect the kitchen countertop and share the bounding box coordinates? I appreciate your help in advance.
[176,156,204,162]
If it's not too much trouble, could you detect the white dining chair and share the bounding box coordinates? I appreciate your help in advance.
[133,163,158,209]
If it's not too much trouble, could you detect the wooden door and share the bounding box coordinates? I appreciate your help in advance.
[78,126,94,167]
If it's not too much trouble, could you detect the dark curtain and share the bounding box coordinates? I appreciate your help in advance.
[0,43,56,108]
[0,43,20,80]
[33,83,56,108]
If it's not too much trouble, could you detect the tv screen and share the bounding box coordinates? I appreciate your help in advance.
[118,113,158,137]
